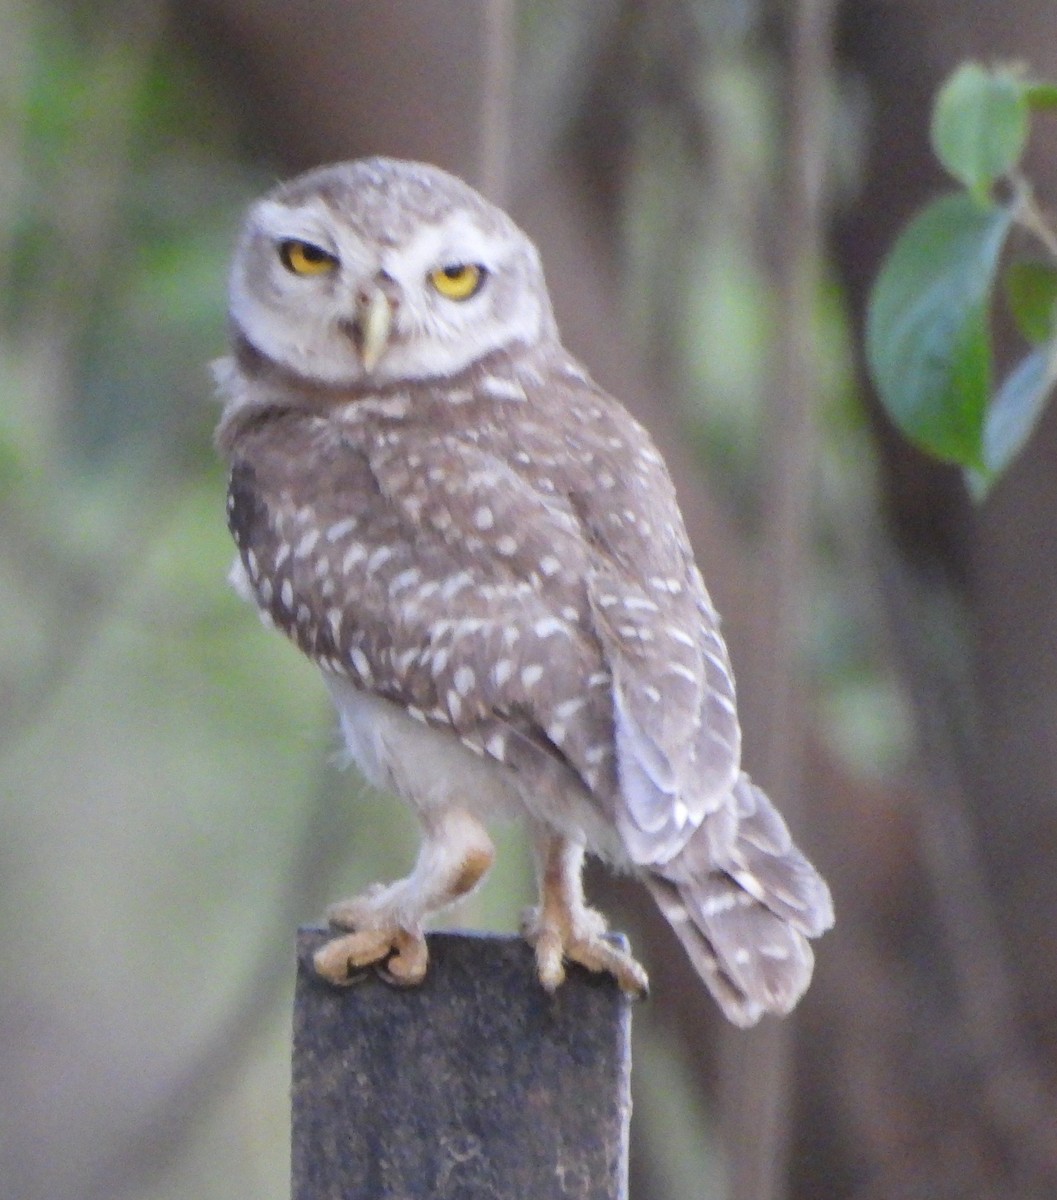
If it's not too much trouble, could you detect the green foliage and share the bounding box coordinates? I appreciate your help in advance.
[866,62,1057,494]
[930,63,1030,202]
[866,194,1012,467]
[979,345,1054,487]
[1004,259,1057,343]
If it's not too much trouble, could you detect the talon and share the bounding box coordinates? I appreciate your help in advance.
[570,938,649,998]
[313,926,428,987]
[381,928,429,985]
[523,909,649,997]
[533,928,567,992]
[526,929,649,997]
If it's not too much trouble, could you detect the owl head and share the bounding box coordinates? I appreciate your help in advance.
[228,157,556,387]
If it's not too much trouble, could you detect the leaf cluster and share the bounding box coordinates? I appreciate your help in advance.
[866,63,1057,495]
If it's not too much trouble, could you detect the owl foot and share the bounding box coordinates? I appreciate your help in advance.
[521,903,649,997]
[313,925,428,987]
[312,810,495,988]
[525,831,649,997]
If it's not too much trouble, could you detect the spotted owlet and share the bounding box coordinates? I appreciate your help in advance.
[216,157,833,1026]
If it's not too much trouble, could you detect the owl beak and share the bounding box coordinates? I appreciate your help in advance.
[352,288,393,372]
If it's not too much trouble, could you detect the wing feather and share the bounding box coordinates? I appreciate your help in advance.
[224,352,743,869]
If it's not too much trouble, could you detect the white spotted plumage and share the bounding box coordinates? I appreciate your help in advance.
[216,156,832,1023]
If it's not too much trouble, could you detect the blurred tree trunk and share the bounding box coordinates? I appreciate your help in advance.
[825,1,1057,1196]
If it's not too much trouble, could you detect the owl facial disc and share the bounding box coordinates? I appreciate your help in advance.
[228,158,556,387]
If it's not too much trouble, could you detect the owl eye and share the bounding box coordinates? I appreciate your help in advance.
[429,263,485,300]
[279,239,339,276]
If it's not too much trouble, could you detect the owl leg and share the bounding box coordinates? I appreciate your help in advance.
[522,831,649,997]
[314,808,495,987]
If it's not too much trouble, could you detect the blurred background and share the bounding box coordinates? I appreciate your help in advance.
[4,1,1057,1198]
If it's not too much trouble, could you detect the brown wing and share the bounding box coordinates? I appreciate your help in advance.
[224,351,741,867]
[224,397,625,823]
[513,362,743,864]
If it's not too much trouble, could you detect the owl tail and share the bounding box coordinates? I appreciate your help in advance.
[644,773,834,1027]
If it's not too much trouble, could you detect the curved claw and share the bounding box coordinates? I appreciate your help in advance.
[522,908,649,998]
[313,926,428,987]
[567,935,649,997]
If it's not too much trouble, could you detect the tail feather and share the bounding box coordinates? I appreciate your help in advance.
[647,773,833,1026]
[645,875,769,1027]
[726,777,834,937]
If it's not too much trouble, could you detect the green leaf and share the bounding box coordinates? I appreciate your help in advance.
[981,345,1056,481]
[1004,260,1057,343]
[866,192,1014,466]
[931,63,1029,200]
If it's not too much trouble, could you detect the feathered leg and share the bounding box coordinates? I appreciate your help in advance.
[314,807,495,986]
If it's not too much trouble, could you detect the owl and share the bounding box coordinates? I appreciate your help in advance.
[216,157,833,1026]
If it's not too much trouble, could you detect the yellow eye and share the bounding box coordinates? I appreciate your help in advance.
[429,263,485,300]
[279,239,338,276]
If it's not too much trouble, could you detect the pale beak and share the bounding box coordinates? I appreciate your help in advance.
[352,288,392,372]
